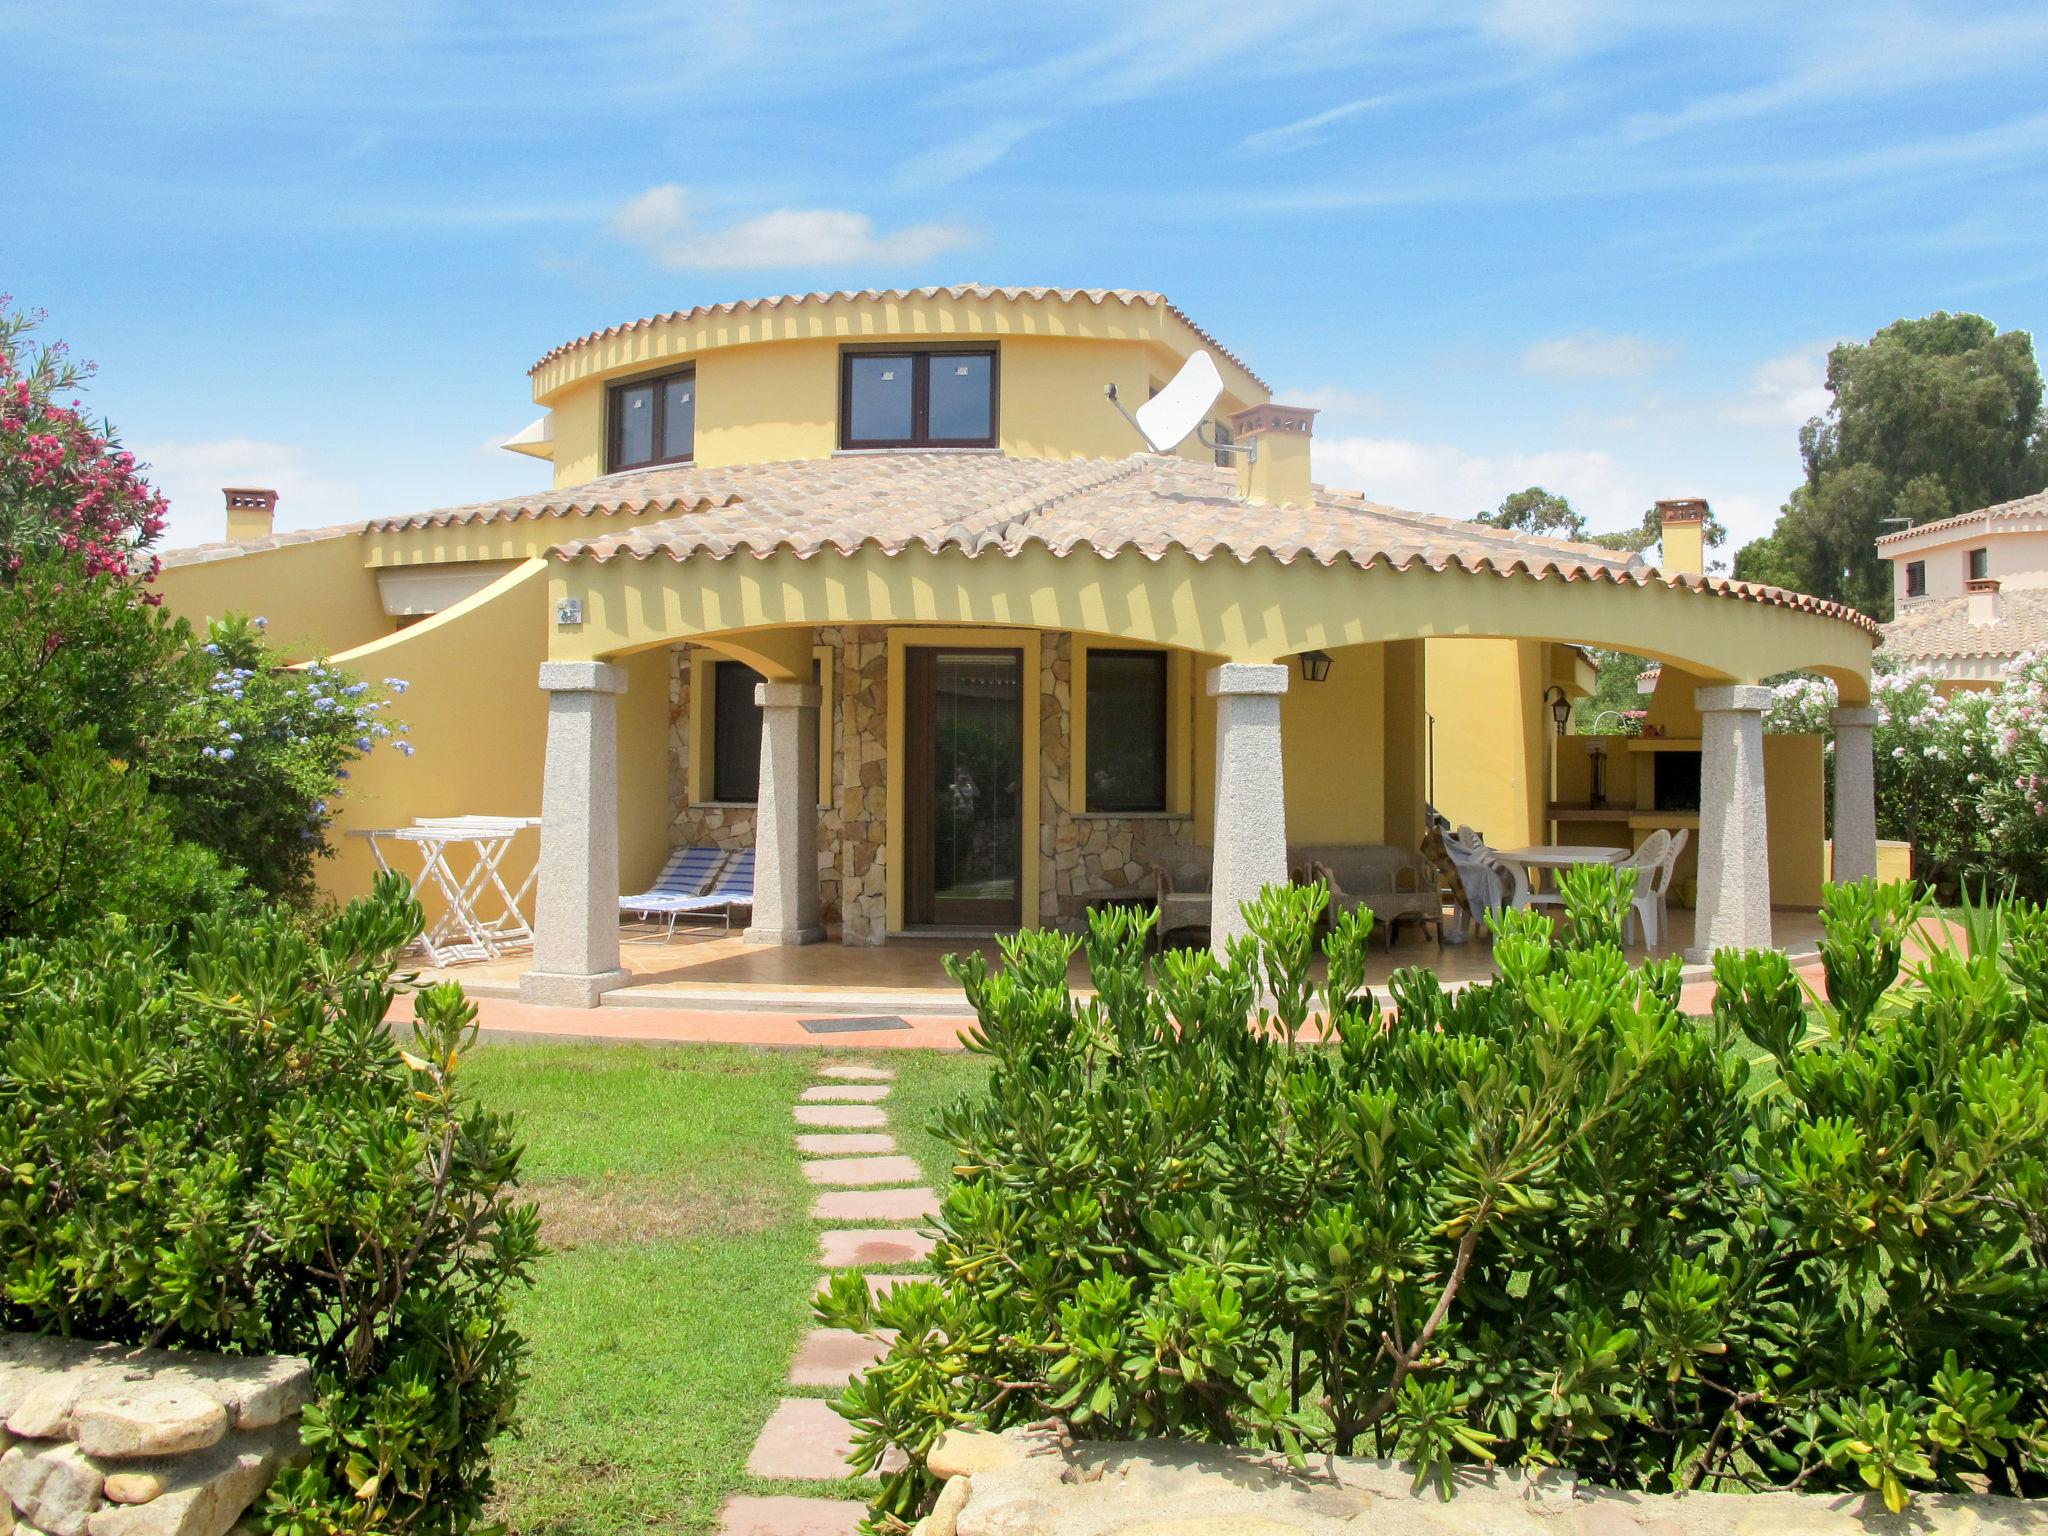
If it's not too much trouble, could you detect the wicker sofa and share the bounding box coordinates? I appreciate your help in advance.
[1292,842,1446,949]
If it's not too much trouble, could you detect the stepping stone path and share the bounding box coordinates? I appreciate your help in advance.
[721,1058,932,1535]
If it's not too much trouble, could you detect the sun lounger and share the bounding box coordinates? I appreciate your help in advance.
[620,846,727,938]
[626,847,756,936]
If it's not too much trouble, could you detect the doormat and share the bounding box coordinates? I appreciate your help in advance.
[799,1015,912,1034]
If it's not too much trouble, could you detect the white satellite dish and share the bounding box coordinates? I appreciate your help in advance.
[1105,349,1229,454]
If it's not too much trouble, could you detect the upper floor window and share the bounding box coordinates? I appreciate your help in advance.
[1967,547,1990,581]
[1904,560,1927,597]
[1210,418,1235,470]
[1086,649,1168,813]
[609,366,695,472]
[840,348,997,450]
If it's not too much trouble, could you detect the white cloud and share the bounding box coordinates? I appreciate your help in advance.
[135,438,364,550]
[1235,95,1399,157]
[1312,434,1645,529]
[1520,329,1677,379]
[894,119,1040,188]
[610,184,972,271]
[1722,342,1837,428]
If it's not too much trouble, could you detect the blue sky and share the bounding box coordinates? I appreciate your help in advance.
[8,0,2048,557]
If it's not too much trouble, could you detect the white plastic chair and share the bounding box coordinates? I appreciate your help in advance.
[1622,829,1680,949]
[1627,828,1689,950]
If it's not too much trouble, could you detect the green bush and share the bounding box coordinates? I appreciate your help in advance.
[0,874,539,1536]
[823,869,2048,1521]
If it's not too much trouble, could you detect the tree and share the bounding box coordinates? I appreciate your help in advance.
[1475,486,1587,539]
[1732,313,2048,616]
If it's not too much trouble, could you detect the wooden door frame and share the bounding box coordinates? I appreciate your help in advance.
[885,628,1042,935]
[902,643,1025,929]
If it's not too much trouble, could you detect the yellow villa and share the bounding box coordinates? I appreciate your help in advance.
[156,285,1881,1006]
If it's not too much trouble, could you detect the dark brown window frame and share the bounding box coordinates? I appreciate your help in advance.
[1967,547,1990,582]
[1085,648,1170,814]
[838,345,999,450]
[1905,560,1927,597]
[607,364,697,473]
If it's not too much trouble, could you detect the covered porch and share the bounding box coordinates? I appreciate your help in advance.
[511,463,1881,1008]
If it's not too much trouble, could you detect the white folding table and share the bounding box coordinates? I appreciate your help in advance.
[349,816,543,965]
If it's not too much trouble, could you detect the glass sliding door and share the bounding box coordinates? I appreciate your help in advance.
[904,647,1023,928]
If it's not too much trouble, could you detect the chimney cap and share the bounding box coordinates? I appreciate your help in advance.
[1226,403,1317,439]
[223,487,279,511]
[1967,576,2000,594]
[1655,497,1708,524]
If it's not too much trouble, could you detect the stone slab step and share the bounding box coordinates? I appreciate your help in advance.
[745,1396,903,1480]
[816,1271,925,1302]
[795,1104,887,1129]
[799,1084,891,1104]
[789,1327,896,1387]
[818,1064,895,1082]
[813,1187,938,1223]
[796,1133,897,1157]
[819,1229,936,1268]
[801,1155,924,1187]
[717,1495,866,1535]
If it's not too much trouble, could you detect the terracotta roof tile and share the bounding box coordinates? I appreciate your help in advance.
[157,521,363,567]
[527,285,1268,391]
[1880,587,2048,660]
[537,453,1881,636]
[1874,487,2048,546]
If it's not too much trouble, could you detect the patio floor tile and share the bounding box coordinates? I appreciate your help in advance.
[716,1495,866,1535]
[795,1132,897,1156]
[788,1327,896,1386]
[812,1187,938,1222]
[818,1229,936,1268]
[799,1084,891,1103]
[794,1104,887,1129]
[818,1064,895,1082]
[800,1155,923,1187]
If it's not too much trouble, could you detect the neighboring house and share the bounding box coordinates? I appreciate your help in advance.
[154,285,1880,1004]
[1876,489,2048,691]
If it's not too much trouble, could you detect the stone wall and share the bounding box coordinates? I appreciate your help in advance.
[668,628,1200,941]
[667,627,891,945]
[918,1426,2040,1536]
[0,1335,310,1536]
[1038,631,1197,929]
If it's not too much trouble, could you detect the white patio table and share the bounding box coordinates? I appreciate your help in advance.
[348,816,543,965]
[1497,844,1628,908]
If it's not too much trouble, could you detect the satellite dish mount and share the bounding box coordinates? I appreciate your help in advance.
[1104,349,1250,460]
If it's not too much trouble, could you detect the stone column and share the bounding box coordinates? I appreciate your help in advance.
[1689,685,1772,961]
[519,661,631,1007]
[745,679,824,945]
[1829,704,1880,885]
[1207,663,1290,953]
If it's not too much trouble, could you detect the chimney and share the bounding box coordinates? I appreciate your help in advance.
[223,487,278,542]
[1968,576,2001,626]
[1227,403,1318,507]
[1656,497,1707,577]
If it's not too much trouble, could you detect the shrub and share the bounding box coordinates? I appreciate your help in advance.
[1767,659,2048,900]
[0,874,539,1536]
[823,871,2048,1522]
[156,614,412,906]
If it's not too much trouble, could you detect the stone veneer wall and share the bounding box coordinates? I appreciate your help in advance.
[1038,632,1197,929]
[667,629,1194,942]
[0,1334,310,1536]
[667,626,891,945]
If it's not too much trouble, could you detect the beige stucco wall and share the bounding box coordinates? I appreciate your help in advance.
[1890,525,2048,606]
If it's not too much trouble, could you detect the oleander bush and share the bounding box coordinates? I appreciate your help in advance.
[823,869,2048,1524]
[0,874,539,1536]
[1768,657,2048,900]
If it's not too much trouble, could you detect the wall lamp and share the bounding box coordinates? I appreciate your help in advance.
[1299,650,1334,684]
[1544,684,1572,735]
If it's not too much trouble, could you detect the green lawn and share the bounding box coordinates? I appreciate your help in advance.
[461,1039,986,1536]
